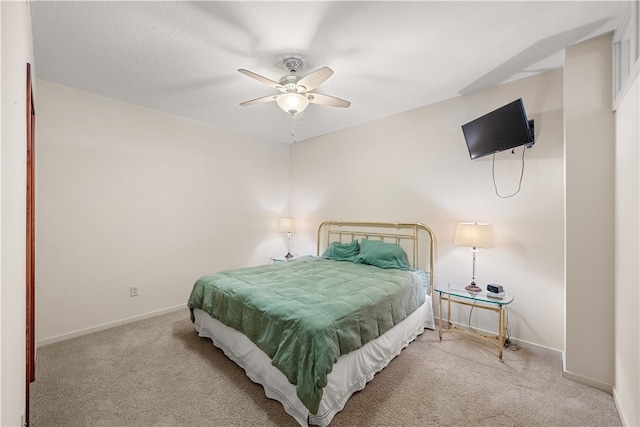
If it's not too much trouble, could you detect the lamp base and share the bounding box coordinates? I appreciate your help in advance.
[465,283,482,294]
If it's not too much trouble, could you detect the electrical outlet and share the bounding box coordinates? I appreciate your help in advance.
[130,286,139,297]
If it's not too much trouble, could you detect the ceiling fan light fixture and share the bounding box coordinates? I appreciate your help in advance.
[276,93,309,114]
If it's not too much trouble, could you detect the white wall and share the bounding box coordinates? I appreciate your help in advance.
[0,1,34,424]
[564,35,615,391]
[614,73,639,427]
[291,70,565,351]
[35,80,290,343]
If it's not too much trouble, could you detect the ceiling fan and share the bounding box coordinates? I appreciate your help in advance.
[238,57,351,115]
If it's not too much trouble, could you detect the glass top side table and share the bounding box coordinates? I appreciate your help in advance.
[435,286,514,361]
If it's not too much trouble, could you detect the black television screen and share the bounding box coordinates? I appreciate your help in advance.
[461,98,534,160]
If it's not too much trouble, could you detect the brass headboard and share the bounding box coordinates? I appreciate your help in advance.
[316,221,436,295]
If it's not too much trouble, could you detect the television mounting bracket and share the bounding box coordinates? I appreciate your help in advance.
[526,119,535,148]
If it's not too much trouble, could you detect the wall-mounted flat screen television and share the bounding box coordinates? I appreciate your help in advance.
[461,98,534,160]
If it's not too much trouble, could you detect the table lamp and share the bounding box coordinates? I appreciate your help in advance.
[278,218,299,260]
[454,223,494,293]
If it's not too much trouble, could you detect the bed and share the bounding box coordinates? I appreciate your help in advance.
[187,221,436,426]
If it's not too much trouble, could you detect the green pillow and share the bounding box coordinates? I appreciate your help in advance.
[322,240,360,262]
[355,239,410,270]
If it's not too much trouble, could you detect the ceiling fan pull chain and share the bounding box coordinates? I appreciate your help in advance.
[291,113,297,144]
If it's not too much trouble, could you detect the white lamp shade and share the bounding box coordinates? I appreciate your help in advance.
[278,218,299,233]
[454,223,494,248]
[276,93,309,114]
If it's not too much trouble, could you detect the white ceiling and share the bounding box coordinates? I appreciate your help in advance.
[30,1,628,144]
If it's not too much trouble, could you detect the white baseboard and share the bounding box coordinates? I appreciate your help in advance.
[612,386,631,426]
[560,350,613,395]
[562,368,613,395]
[437,318,563,358]
[37,304,187,347]
[506,335,563,358]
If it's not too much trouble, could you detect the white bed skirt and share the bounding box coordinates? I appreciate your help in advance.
[192,296,434,426]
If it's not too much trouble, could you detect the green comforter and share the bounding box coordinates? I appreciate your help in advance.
[187,256,425,414]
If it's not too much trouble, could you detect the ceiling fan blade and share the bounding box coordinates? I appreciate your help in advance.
[238,69,281,90]
[297,67,334,92]
[239,95,278,107]
[308,92,351,108]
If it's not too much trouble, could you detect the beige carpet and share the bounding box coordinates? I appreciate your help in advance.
[30,307,621,426]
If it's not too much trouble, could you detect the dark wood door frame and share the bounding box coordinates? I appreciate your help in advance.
[26,62,36,427]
